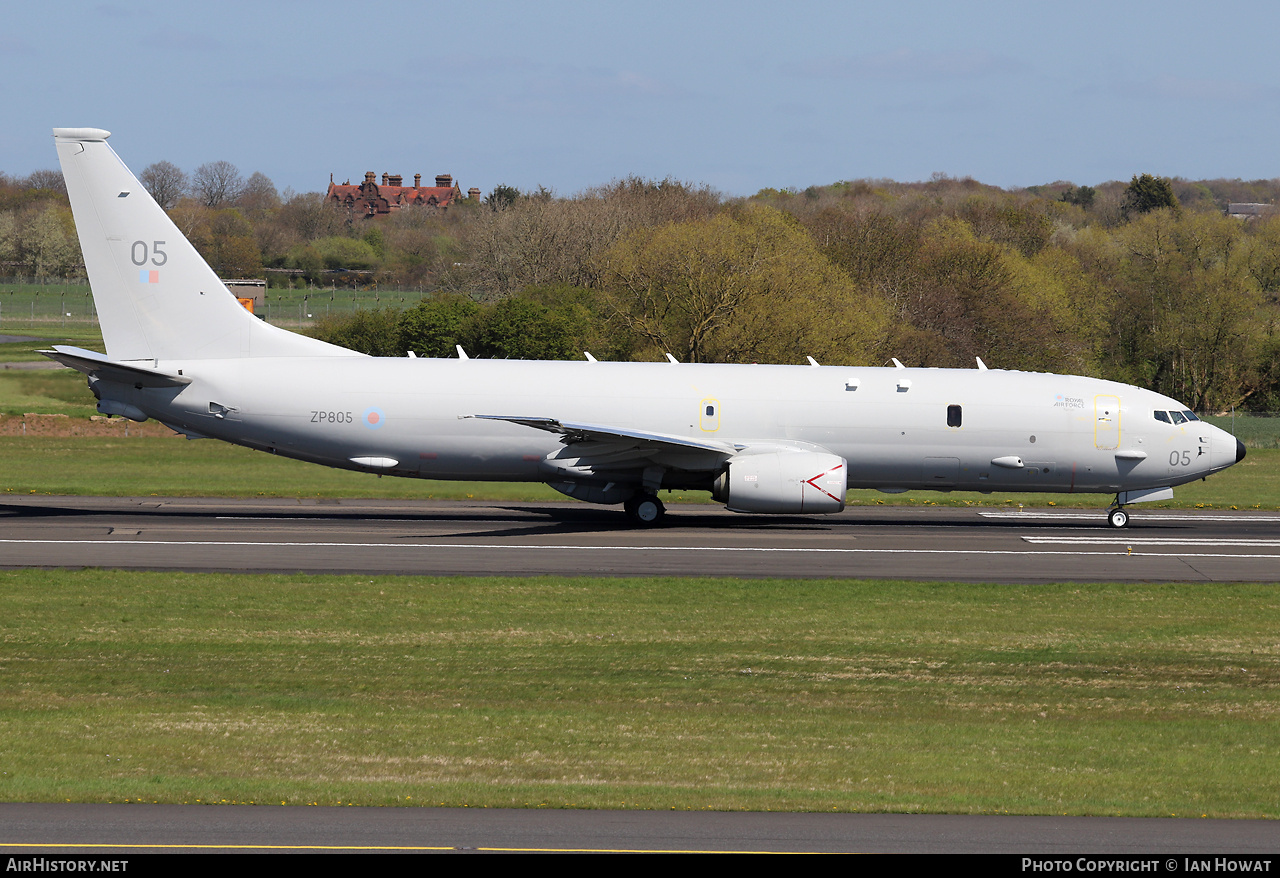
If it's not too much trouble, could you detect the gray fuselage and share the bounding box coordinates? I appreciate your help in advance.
[96,356,1241,499]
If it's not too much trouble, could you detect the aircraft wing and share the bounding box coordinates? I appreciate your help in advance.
[467,415,737,463]
[40,345,191,388]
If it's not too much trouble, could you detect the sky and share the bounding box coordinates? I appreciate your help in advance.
[4,1,1279,198]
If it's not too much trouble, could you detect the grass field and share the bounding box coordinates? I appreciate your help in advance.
[2,317,1278,819]
[1,340,1277,507]
[2,435,1277,508]
[0,281,428,336]
[1,571,1276,816]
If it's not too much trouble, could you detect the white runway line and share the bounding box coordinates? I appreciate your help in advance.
[979,511,1280,522]
[214,516,424,522]
[1023,537,1280,547]
[2,538,1279,560]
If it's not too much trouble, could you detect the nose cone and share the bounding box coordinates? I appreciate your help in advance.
[1207,423,1246,474]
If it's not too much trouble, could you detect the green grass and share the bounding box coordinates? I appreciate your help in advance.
[0,369,101,416]
[843,448,1280,511]
[0,283,97,320]
[1202,414,1280,450]
[0,281,429,337]
[0,437,568,501]
[0,326,104,364]
[1,571,1276,815]
[255,287,427,329]
[1,437,1275,508]
[0,327,1275,507]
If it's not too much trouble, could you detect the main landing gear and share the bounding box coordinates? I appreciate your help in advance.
[1107,504,1130,528]
[624,493,666,525]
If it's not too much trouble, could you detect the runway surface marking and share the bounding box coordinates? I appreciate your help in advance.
[3,538,1278,559]
[980,511,1280,522]
[1,842,793,854]
[2,842,452,851]
[1023,536,1280,546]
[214,516,443,522]
[220,511,1280,524]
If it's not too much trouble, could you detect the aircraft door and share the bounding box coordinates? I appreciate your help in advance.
[1094,395,1120,450]
[923,457,960,487]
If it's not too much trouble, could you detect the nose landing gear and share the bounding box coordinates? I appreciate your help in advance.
[1107,504,1129,528]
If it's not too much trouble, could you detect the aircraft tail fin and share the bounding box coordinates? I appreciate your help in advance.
[53,128,359,361]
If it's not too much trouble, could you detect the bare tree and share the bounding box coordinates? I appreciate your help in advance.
[460,176,722,298]
[24,169,66,194]
[140,161,188,209]
[238,171,280,210]
[192,160,245,207]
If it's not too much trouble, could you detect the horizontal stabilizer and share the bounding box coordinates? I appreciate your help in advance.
[40,345,190,387]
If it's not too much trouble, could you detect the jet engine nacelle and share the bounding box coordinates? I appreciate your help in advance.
[713,450,848,514]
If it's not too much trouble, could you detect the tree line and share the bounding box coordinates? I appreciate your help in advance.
[2,162,1278,411]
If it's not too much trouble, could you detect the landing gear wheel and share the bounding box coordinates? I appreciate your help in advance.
[624,494,665,525]
[1107,507,1129,528]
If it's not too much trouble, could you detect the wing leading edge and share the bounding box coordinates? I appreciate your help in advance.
[466,414,737,458]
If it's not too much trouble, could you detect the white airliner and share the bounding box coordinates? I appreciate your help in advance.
[46,128,1245,527]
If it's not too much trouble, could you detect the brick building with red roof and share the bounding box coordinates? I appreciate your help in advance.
[326,171,481,218]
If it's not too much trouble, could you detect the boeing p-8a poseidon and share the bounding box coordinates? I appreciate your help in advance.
[45,128,1245,527]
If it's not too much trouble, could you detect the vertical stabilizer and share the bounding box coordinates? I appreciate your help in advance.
[53,128,358,361]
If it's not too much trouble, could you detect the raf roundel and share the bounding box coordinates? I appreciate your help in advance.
[363,408,385,430]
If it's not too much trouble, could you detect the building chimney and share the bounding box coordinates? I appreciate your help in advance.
[381,173,389,186]
[468,187,481,201]
[364,171,375,186]
[436,174,452,188]
[389,174,402,187]
[414,174,421,188]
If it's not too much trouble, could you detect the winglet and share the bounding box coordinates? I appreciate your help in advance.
[976,357,988,371]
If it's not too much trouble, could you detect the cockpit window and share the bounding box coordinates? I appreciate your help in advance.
[1170,411,1187,424]
[1183,411,1199,421]
[1154,411,1170,423]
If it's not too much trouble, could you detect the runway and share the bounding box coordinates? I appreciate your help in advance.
[2,803,1277,854]
[4,497,1277,853]
[1,495,1278,581]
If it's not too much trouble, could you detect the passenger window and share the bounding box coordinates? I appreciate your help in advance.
[1154,411,1170,423]
[947,404,962,428]
[705,404,715,417]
